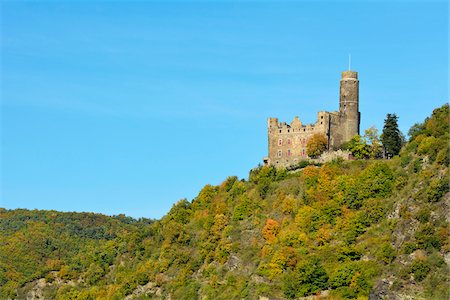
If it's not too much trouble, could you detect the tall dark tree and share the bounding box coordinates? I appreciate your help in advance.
[381,113,402,158]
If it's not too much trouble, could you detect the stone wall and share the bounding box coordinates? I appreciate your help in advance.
[267,112,330,168]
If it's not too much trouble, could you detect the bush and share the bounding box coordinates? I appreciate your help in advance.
[400,155,412,168]
[415,207,430,223]
[410,260,430,282]
[435,147,450,166]
[415,224,441,251]
[401,242,417,254]
[376,243,396,264]
[412,158,422,173]
[426,177,449,202]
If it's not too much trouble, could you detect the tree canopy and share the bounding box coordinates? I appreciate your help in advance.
[306,133,328,158]
[381,113,402,158]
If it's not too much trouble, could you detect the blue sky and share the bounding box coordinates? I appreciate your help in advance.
[1,1,448,219]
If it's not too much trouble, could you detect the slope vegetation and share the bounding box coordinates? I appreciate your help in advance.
[1,104,448,299]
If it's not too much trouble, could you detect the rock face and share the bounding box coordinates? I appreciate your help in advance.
[369,279,393,300]
[266,70,360,168]
[124,281,163,300]
[24,279,46,300]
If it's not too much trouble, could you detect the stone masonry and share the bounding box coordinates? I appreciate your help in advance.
[264,70,360,167]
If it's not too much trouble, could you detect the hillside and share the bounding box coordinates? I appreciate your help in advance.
[1,104,449,300]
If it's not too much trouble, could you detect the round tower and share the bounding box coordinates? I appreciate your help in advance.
[339,70,360,142]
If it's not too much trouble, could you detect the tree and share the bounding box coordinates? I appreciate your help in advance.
[343,135,370,159]
[306,133,328,158]
[344,127,382,159]
[262,219,281,243]
[363,127,382,158]
[282,257,329,298]
[381,114,402,158]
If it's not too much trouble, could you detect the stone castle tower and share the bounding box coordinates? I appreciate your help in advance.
[264,70,360,167]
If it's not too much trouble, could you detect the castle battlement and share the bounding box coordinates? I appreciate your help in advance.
[265,70,360,167]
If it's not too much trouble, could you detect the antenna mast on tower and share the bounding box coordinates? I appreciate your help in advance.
[348,54,351,71]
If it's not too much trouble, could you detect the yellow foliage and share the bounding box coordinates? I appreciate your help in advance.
[306,133,328,157]
[281,195,297,215]
[316,224,333,246]
[295,205,316,231]
[211,214,229,237]
[350,271,361,288]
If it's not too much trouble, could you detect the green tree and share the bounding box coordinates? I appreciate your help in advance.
[364,126,382,158]
[381,113,402,158]
[343,135,370,159]
[282,258,329,298]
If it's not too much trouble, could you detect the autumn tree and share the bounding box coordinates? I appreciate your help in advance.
[306,133,328,158]
[262,219,281,243]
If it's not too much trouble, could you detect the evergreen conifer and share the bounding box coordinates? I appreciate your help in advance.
[381,113,402,158]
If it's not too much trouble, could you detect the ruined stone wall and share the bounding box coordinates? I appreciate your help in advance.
[267,112,330,167]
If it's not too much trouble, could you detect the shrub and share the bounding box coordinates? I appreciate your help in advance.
[415,207,430,223]
[435,147,450,166]
[426,177,449,202]
[410,260,430,282]
[400,155,412,168]
[376,243,396,264]
[401,242,417,254]
[415,224,441,251]
[412,158,422,173]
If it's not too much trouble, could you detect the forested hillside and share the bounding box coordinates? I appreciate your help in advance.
[1,104,449,300]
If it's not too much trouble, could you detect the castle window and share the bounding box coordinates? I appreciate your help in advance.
[303,129,306,132]
[321,116,323,119]
[320,122,323,124]
[287,149,291,156]
[288,129,290,133]
[279,130,282,133]
[287,139,291,145]
[277,150,282,157]
[278,139,282,146]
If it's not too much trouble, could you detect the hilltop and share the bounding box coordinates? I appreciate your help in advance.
[1,104,449,299]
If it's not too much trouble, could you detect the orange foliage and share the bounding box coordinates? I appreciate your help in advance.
[262,219,281,243]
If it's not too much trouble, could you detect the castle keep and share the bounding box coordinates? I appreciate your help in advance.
[265,70,360,167]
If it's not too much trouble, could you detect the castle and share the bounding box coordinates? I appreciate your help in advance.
[264,70,360,167]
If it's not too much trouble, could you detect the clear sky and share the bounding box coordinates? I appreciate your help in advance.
[1,1,448,219]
